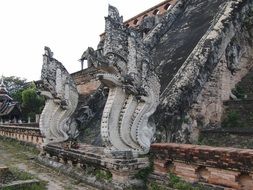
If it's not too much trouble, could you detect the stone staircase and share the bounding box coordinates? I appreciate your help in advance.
[199,67,253,148]
[223,67,253,128]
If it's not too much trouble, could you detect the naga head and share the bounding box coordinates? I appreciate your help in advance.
[35,46,57,99]
[82,5,155,97]
[82,5,160,155]
[37,46,79,145]
[36,46,78,108]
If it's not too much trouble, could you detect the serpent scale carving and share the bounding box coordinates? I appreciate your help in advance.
[83,6,160,154]
[37,47,79,145]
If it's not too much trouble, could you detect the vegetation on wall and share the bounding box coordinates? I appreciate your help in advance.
[167,173,206,190]
[222,110,244,128]
[231,86,246,99]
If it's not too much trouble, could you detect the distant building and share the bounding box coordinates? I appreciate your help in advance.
[0,79,22,123]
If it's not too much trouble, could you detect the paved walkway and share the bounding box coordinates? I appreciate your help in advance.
[0,138,97,190]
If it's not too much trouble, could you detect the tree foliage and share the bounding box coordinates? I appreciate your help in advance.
[21,84,45,122]
[2,75,45,122]
[3,76,27,95]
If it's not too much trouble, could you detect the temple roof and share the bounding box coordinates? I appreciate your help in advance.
[0,101,20,116]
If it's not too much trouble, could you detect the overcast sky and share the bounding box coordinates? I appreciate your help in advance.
[0,0,161,81]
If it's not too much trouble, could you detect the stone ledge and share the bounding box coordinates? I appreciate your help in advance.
[37,154,145,190]
[200,128,253,135]
[151,143,253,172]
[41,144,149,189]
[151,143,253,189]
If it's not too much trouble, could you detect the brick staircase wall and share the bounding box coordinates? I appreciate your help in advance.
[150,143,253,190]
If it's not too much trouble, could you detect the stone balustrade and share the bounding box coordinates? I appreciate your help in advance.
[150,143,253,189]
[0,124,43,145]
[100,0,177,38]
[124,0,177,28]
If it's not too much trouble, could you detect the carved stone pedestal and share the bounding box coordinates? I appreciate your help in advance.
[39,143,149,190]
[104,150,149,187]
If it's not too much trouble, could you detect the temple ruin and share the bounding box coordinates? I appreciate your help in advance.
[1,0,253,189]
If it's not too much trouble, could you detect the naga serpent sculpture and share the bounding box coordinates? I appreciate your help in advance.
[82,6,160,155]
[37,47,79,145]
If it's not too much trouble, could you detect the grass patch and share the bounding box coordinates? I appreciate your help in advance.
[135,165,153,183]
[94,169,112,182]
[1,167,47,190]
[9,167,33,181]
[2,183,47,190]
[168,173,205,190]
[148,181,167,190]
[0,136,39,155]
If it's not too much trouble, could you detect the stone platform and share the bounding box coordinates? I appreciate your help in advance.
[39,143,149,189]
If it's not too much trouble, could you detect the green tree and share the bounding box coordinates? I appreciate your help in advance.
[3,76,27,95]
[2,75,45,122]
[21,84,44,122]
[2,75,30,104]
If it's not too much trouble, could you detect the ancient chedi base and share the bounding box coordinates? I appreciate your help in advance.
[36,47,79,145]
[82,5,160,155]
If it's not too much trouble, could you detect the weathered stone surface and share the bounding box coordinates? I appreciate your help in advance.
[82,5,160,154]
[40,143,148,189]
[70,67,108,145]
[74,86,107,145]
[68,0,253,144]
[73,0,253,145]
[153,0,253,142]
[36,47,79,145]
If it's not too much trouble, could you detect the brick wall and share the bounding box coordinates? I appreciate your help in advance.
[0,125,43,145]
[151,143,253,189]
[71,67,101,95]
[100,0,178,38]
[76,80,101,95]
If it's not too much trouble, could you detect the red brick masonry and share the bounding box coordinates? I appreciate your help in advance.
[151,143,253,189]
[0,125,44,145]
[100,0,178,38]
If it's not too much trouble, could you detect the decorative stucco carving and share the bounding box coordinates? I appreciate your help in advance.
[83,6,160,154]
[37,47,79,145]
